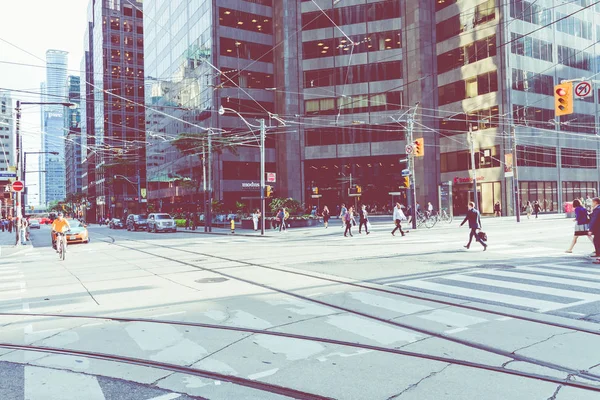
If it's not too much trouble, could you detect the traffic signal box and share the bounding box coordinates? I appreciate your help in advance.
[413,138,424,157]
[403,176,410,188]
[266,185,273,198]
[554,82,573,116]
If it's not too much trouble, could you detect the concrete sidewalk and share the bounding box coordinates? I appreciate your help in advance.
[0,227,33,259]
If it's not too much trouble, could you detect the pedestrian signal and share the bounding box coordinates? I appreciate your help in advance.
[266,185,273,198]
[413,138,424,157]
[554,82,573,116]
[403,176,410,188]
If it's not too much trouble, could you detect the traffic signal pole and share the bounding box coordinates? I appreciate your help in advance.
[407,105,418,229]
[260,118,266,236]
[511,125,520,223]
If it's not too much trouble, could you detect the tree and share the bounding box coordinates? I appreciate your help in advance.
[172,132,240,158]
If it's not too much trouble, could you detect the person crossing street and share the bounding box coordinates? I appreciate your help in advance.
[460,202,487,251]
[358,205,369,235]
[391,203,407,237]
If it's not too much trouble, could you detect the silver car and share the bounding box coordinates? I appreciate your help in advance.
[147,213,177,233]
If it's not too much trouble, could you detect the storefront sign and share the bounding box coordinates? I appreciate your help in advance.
[453,176,484,184]
[241,182,260,191]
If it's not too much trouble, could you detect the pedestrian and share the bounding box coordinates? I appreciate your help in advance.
[525,201,533,219]
[391,202,407,237]
[252,209,260,231]
[566,199,593,253]
[185,213,190,230]
[0,218,4,232]
[230,217,235,234]
[344,206,355,237]
[427,202,434,217]
[339,203,347,228]
[533,201,541,218]
[8,216,13,233]
[405,205,413,225]
[494,202,501,217]
[322,205,330,228]
[358,205,370,235]
[277,208,287,232]
[460,201,487,251]
[588,197,600,262]
[20,218,28,245]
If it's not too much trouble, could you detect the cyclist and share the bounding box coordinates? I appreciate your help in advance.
[51,212,71,253]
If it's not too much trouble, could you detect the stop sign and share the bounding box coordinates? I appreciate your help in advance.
[11,181,24,192]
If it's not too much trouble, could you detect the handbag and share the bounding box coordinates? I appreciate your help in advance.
[478,231,488,242]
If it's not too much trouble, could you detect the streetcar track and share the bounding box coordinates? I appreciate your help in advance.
[0,343,332,400]
[90,233,600,382]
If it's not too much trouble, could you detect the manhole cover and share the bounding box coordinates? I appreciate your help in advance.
[195,277,228,284]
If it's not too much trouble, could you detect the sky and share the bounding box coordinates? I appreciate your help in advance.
[0,0,89,205]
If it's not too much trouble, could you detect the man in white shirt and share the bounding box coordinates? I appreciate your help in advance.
[392,203,408,237]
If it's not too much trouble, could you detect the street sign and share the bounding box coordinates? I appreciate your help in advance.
[267,172,276,183]
[405,144,414,155]
[574,81,592,98]
[0,172,17,179]
[11,181,24,192]
[311,194,322,199]
[401,169,411,177]
[388,192,402,196]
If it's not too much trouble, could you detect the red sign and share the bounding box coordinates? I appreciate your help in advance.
[267,172,276,183]
[453,176,484,184]
[11,181,24,192]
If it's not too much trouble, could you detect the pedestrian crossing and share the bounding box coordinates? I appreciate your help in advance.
[391,256,600,315]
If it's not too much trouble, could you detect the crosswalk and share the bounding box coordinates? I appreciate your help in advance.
[390,253,600,316]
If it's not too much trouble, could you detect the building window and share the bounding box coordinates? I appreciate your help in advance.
[438,35,496,74]
[220,38,273,63]
[303,30,401,60]
[556,12,592,39]
[437,1,495,42]
[561,148,597,169]
[304,91,402,116]
[510,33,552,62]
[219,8,272,34]
[512,105,554,129]
[562,181,598,203]
[510,0,551,26]
[559,113,596,134]
[439,106,499,136]
[441,146,500,173]
[304,61,402,88]
[520,181,558,212]
[516,145,557,167]
[557,45,592,70]
[301,1,400,31]
[512,69,553,96]
[438,71,498,105]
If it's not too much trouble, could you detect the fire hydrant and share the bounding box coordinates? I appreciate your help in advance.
[230,218,235,234]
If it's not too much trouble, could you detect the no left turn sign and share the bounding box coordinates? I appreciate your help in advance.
[574,81,592,98]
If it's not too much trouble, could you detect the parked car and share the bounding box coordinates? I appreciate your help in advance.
[109,218,124,229]
[147,213,177,233]
[126,214,148,231]
[29,219,41,229]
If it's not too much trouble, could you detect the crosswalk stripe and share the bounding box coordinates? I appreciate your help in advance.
[521,265,600,279]
[474,269,600,289]
[445,274,596,301]
[396,280,562,311]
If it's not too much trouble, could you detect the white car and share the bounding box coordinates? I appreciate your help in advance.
[29,219,41,229]
[147,213,177,233]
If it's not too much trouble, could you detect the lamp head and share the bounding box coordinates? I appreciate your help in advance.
[218,106,225,116]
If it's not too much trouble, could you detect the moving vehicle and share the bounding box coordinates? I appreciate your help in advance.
[109,218,124,229]
[50,219,89,245]
[147,213,177,233]
[29,219,41,229]
[126,214,148,231]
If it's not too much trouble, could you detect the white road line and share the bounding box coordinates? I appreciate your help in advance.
[475,269,600,289]
[247,368,279,380]
[520,265,600,279]
[447,274,596,301]
[147,394,181,400]
[397,280,562,311]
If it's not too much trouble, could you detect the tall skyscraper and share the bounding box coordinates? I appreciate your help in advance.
[81,0,146,221]
[41,49,68,206]
[65,75,82,202]
[0,91,16,216]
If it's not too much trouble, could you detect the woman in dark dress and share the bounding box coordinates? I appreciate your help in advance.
[322,206,330,228]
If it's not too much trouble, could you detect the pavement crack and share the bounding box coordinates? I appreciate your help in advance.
[265,312,344,330]
[511,331,575,355]
[547,384,563,400]
[501,359,515,369]
[386,363,451,399]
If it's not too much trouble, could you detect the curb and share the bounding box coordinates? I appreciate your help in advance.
[177,229,272,238]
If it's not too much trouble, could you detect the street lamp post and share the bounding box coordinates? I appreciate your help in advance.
[15,100,73,245]
[218,106,269,235]
[113,174,141,215]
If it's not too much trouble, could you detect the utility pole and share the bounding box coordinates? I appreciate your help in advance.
[15,100,21,245]
[511,125,520,222]
[207,133,212,233]
[202,146,207,232]
[260,119,266,236]
[468,125,479,210]
[407,105,418,229]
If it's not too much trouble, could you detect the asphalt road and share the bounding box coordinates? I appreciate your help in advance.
[0,216,599,399]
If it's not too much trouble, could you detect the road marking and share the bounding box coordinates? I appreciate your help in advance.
[247,368,279,380]
[475,269,600,289]
[326,314,422,345]
[417,309,488,328]
[397,280,562,311]
[348,291,433,314]
[147,394,181,400]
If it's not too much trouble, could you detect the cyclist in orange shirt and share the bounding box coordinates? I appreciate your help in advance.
[51,213,71,252]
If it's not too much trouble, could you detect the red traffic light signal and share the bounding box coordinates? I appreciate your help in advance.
[413,138,424,157]
[554,82,573,116]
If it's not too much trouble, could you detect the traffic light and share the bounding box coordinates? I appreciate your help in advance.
[413,138,424,157]
[554,82,573,116]
[403,176,410,188]
[312,187,319,195]
[356,185,361,194]
[266,185,273,198]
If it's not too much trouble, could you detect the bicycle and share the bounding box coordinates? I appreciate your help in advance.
[55,231,67,261]
[439,208,453,224]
